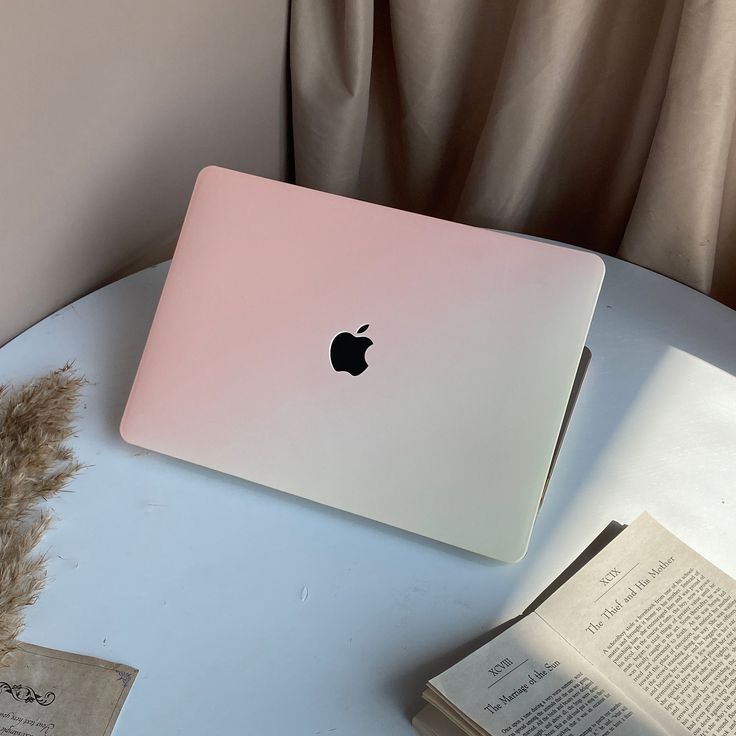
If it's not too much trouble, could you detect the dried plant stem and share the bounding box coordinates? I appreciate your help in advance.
[0,364,85,663]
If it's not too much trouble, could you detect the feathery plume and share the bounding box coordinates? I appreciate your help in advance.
[0,364,85,663]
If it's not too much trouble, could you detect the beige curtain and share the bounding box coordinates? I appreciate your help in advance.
[290,0,736,308]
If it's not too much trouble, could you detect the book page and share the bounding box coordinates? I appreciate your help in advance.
[537,512,736,736]
[428,614,667,736]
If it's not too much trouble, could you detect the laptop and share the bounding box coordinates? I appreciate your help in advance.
[120,166,604,561]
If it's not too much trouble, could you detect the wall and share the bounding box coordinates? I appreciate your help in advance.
[0,0,290,345]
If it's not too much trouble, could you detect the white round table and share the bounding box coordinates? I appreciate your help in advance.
[2,252,735,734]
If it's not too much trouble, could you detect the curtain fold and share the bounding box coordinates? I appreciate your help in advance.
[290,0,736,308]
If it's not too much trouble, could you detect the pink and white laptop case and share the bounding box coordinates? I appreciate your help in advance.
[121,166,604,561]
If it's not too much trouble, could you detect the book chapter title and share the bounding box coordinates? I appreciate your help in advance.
[585,556,675,635]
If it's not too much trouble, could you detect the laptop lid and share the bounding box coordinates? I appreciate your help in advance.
[121,166,604,561]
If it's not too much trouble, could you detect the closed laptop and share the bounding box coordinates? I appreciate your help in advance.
[121,166,604,561]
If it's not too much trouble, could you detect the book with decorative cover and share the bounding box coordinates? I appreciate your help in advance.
[413,513,736,736]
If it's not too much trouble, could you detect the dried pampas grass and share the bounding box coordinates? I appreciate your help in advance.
[0,364,85,663]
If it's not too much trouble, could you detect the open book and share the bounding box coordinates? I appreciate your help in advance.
[414,513,736,736]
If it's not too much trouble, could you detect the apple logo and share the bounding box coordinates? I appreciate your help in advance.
[330,324,373,376]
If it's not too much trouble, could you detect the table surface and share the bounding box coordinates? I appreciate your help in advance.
[2,249,735,735]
